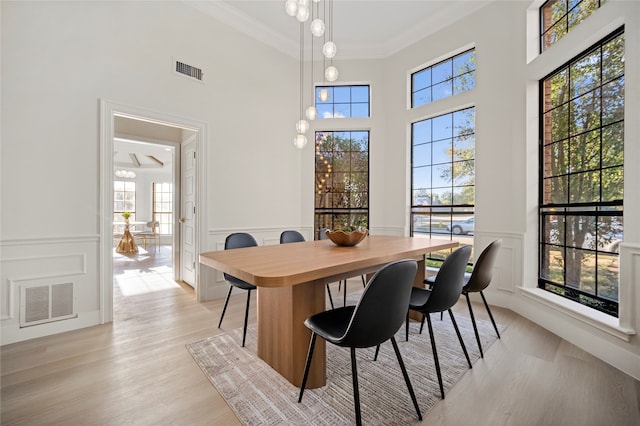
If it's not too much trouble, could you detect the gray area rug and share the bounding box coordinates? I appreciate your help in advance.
[187,305,504,425]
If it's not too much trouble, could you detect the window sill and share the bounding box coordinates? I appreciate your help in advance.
[520,287,636,342]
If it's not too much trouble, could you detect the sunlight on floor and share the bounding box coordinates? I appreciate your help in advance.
[115,273,181,296]
[113,245,180,296]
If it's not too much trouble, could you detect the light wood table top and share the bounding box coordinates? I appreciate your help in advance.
[200,235,458,389]
[200,235,457,287]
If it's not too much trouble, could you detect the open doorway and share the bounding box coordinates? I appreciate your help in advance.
[100,99,207,324]
[112,134,178,298]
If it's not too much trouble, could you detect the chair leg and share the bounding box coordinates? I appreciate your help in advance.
[406,311,426,340]
[242,289,252,347]
[425,313,445,399]
[373,344,380,361]
[218,286,233,328]
[350,347,362,426]
[448,309,472,368]
[343,280,347,306]
[390,336,422,421]
[480,291,501,338]
[465,293,484,358]
[326,284,335,309]
[298,332,317,403]
[361,275,366,287]
[405,311,410,342]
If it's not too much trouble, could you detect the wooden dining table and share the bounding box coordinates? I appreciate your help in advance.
[199,235,458,389]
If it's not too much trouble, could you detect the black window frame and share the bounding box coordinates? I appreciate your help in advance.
[411,48,475,108]
[314,130,369,238]
[315,84,370,119]
[539,0,606,52]
[538,27,624,317]
[410,107,476,266]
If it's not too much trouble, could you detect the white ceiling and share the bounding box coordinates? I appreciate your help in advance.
[113,116,184,172]
[189,0,494,59]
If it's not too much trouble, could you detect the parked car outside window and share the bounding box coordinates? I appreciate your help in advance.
[447,218,474,235]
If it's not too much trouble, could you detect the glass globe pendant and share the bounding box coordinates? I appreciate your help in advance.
[284,0,297,16]
[296,119,309,134]
[318,88,329,102]
[295,4,309,22]
[310,19,325,37]
[305,105,317,120]
[322,41,337,58]
[294,134,308,149]
[325,65,338,82]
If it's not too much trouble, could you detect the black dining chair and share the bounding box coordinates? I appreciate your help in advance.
[298,259,422,426]
[459,239,502,357]
[218,232,258,347]
[406,245,472,399]
[425,240,502,358]
[280,230,336,309]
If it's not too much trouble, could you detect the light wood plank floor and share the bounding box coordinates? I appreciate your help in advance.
[1,246,639,425]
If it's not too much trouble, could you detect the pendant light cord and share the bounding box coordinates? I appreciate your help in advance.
[300,22,304,121]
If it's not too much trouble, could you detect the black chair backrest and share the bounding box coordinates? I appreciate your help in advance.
[280,230,305,244]
[427,245,472,312]
[339,259,418,348]
[223,233,258,283]
[464,240,501,293]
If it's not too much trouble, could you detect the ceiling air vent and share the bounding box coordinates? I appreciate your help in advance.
[175,60,204,82]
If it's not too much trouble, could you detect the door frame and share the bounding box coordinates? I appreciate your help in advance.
[99,99,208,323]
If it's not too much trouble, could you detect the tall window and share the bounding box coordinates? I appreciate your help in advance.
[411,49,475,108]
[410,107,475,263]
[314,131,369,237]
[540,0,606,51]
[152,182,173,235]
[539,28,624,316]
[113,180,136,222]
[315,85,370,119]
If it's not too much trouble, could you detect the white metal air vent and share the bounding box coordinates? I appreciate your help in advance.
[175,60,204,82]
[20,281,76,327]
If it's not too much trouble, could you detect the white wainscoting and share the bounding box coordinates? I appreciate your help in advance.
[0,236,100,345]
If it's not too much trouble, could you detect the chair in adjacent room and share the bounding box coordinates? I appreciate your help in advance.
[298,259,422,426]
[406,245,473,399]
[134,220,160,250]
[218,232,258,347]
[280,230,336,309]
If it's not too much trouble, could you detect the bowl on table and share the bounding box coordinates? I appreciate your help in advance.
[325,228,368,247]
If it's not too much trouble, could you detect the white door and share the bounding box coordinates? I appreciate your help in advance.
[180,139,197,287]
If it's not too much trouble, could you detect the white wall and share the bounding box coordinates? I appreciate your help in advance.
[1,1,302,343]
[2,0,639,380]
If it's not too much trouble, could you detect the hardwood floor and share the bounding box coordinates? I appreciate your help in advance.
[1,246,639,425]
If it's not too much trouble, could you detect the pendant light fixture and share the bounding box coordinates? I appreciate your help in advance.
[286,0,338,149]
[293,22,308,149]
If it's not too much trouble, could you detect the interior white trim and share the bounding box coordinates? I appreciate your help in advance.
[520,287,635,342]
[99,99,208,323]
